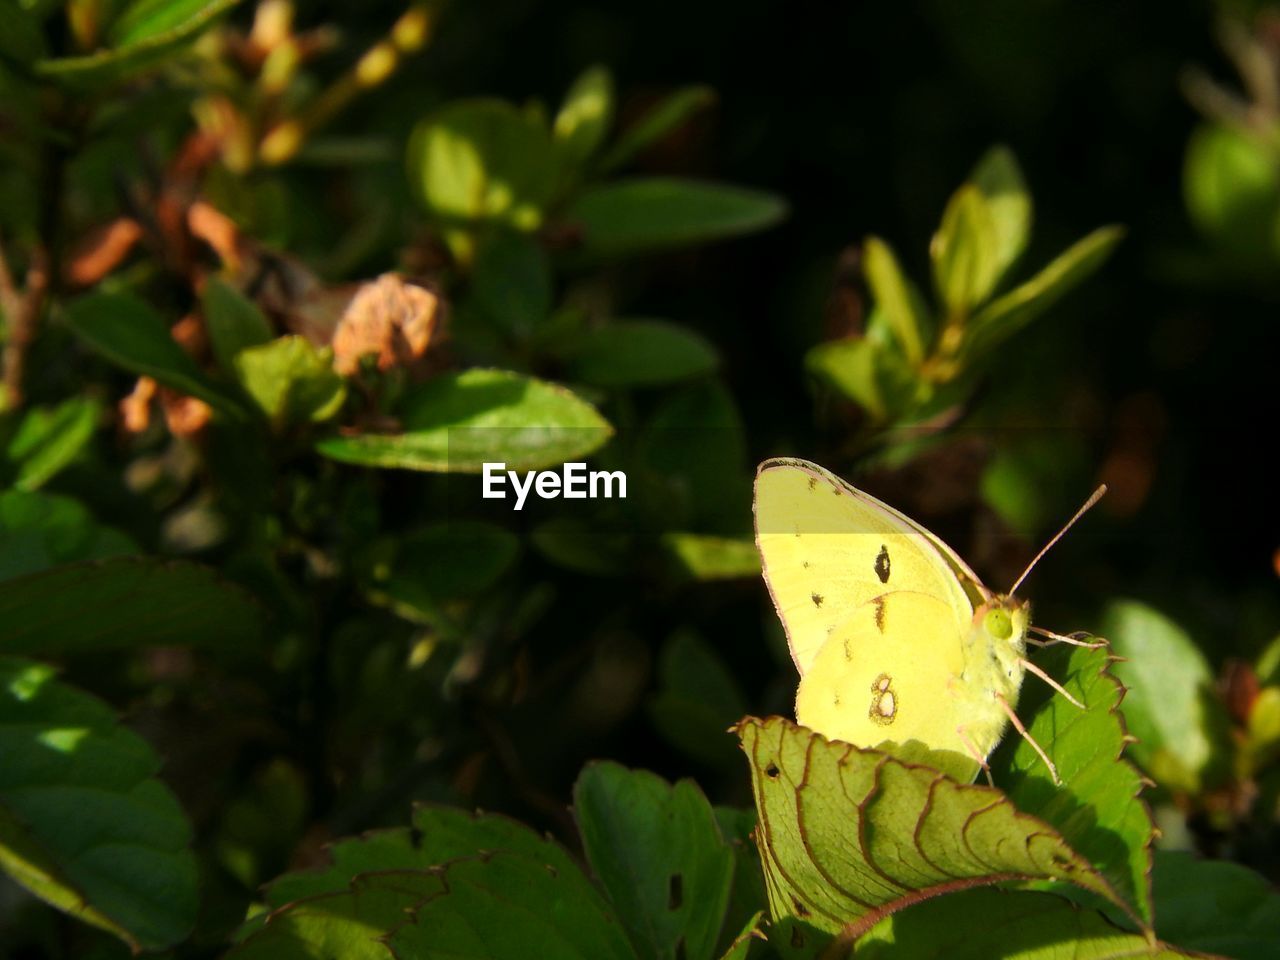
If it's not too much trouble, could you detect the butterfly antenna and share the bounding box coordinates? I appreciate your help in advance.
[1007,485,1108,597]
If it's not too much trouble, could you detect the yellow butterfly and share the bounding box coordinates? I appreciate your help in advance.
[753,457,1103,783]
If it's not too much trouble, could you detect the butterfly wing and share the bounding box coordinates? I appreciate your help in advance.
[754,458,977,674]
[795,591,1010,760]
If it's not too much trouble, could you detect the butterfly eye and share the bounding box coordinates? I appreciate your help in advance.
[985,608,1013,640]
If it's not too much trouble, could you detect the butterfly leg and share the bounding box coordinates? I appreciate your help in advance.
[994,693,1060,785]
[1019,658,1084,709]
[955,726,995,787]
[1029,626,1108,649]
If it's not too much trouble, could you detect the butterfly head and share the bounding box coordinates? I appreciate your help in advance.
[977,595,1031,654]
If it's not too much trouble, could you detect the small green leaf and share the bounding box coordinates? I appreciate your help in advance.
[992,644,1155,925]
[930,183,1002,316]
[738,715,1136,956]
[1100,600,1224,793]
[0,490,135,581]
[0,557,263,655]
[599,86,716,173]
[1152,850,1280,960]
[64,292,247,417]
[971,145,1032,279]
[470,231,553,339]
[649,631,748,769]
[856,887,1197,960]
[659,533,760,581]
[385,851,640,960]
[35,0,242,84]
[568,320,719,387]
[0,657,198,952]
[574,762,735,960]
[234,335,346,428]
[5,396,100,491]
[202,277,273,374]
[1184,123,1280,266]
[861,236,931,366]
[554,65,614,174]
[566,178,786,260]
[315,368,613,473]
[805,337,918,422]
[962,226,1123,362]
[408,99,559,256]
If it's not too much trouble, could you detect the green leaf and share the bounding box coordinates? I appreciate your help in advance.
[35,0,242,84]
[0,657,197,952]
[228,871,445,960]
[599,86,716,173]
[805,337,918,422]
[202,277,273,375]
[1184,123,1280,266]
[407,99,559,256]
[962,226,1123,362]
[971,145,1032,279]
[1152,850,1280,960]
[856,887,1196,959]
[64,292,247,418]
[649,631,747,770]
[470,231,553,339]
[0,490,135,581]
[568,320,719,387]
[575,762,735,960]
[991,644,1155,925]
[659,533,760,581]
[315,368,613,473]
[372,521,519,617]
[261,805,584,908]
[566,178,786,261]
[861,237,932,366]
[930,183,1002,316]
[234,335,346,428]
[385,851,639,960]
[1100,601,1223,793]
[717,912,764,960]
[0,557,263,655]
[554,65,614,174]
[5,396,100,491]
[737,715,1137,957]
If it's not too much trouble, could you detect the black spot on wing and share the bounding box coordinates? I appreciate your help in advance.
[874,544,891,584]
[811,592,824,608]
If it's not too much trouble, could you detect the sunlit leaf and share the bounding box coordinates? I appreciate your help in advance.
[738,715,1138,958]
[575,762,735,960]
[316,369,612,473]
[234,336,346,428]
[1100,600,1225,794]
[0,657,197,951]
[962,226,1123,362]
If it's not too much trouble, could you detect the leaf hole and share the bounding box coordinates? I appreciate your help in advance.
[668,872,683,910]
